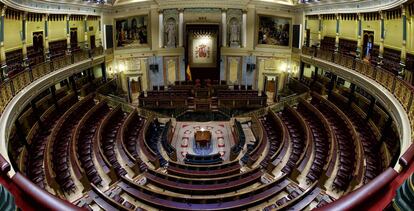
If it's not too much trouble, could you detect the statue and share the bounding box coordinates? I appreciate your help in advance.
[229,18,240,47]
[165,18,176,48]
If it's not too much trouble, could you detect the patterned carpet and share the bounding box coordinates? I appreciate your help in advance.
[172,121,235,162]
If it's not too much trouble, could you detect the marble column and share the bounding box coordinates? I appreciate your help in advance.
[335,13,340,53]
[66,14,71,54]
[101,62,107,82]
[0,6,7,80]
[44,14,50,61]
[22,12,28,67]
[242,10,247,48]
[299,61,305,81]
[379,11,384,64]
[98,17,102,47]
[304,16,308,47]
[356,13,362,59]
[222,9,227,47]
[318,14,322,49]
[400,5,407,77]
[159,10,164,48]
[178,9,184,47]
[84,15,89,49]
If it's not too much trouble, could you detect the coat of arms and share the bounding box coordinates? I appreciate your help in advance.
[195,44,210,58]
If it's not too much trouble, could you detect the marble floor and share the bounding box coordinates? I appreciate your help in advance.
[172,121,235,162]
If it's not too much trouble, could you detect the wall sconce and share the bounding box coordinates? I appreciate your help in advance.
[118,63,125,73]
[280,62,288,73]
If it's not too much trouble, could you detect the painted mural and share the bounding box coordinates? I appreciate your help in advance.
[115,15,148,48]
[258,15,290,47]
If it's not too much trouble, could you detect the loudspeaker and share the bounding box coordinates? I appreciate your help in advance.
[292,24,302,49]
[247,64,256,72]
[104,25,113,49]
[150,64,159,72]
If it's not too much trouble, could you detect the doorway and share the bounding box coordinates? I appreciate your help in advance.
[90,35,96,49]
[362,30,374,60]
[32,32,44,51]
[305,29,310,47]
[70,28,78,50]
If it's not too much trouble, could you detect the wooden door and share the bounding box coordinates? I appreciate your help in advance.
[90,35,96,49]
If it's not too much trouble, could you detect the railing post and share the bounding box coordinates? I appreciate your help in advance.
[352,58,356,70]
[406,90,413,112]
[366,96,377,121]
[392,76,397,93]
[348,83,356,106]
[28,67,34,82]
[9,79,15,96]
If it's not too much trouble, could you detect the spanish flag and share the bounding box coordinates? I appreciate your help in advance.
[186,64,192,81]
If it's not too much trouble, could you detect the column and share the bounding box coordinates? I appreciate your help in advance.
[273,76,278,103]
[246,5,255,49]
[126,76,132,103]
[317,14,322,48]
[242,10,247,48]
[304,16,308,47]
[327,74,337,99]
[101,62,107,82]
[356,13,363,59]
[0,6,7,81]
[159,10,164,48]
[400,5,407,77]
[348,83,356,105]
[22,12,28,67]
[44,14,50,61]
[366,96,377,120]
[84,15,89,50]
[30,100,41,124]
[222,9,227,47]
[87,68,93,82]
[313,67,319,81]
[379,117,392,146]
[98,17,102,47]
[263,76,268,94]
[66,14,71,54]
[379,11,385,64]
[178,9,184,47]
[299,62,305,81]
[14,121,27,146]
[335,13,340,53]
[69,76,78,96]
[50,85,59,109]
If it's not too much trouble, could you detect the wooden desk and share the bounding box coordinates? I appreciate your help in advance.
[194,131,211,147]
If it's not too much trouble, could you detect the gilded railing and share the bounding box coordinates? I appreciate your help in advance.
[0,47,104,118]
[303,46,414,142]
[302,46,414,211]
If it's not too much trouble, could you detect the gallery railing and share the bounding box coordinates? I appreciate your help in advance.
[0,46,104,211]
[302,46,414,211]
[0,47,103,116]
